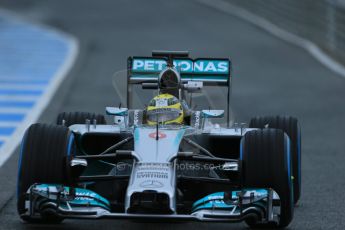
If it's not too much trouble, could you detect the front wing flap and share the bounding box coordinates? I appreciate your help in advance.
[22,184,279,224]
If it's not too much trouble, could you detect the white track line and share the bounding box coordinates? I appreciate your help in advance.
[0,76,49,82]
[0,136,9,142]
[0,108,30,114]
[196,0,345,79]
[0,10,79,167]
[0,95,39,102]
[0,83,45,90]
[0,121,21,127]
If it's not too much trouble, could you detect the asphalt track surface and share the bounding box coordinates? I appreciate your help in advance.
[0,0,345,229]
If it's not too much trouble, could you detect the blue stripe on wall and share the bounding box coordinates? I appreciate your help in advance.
[0,114,25,122]
[0,127,15,135]
[0,13,72,153]
[0,89,43,95]
[0,79,49,84]
[0,101,34,108]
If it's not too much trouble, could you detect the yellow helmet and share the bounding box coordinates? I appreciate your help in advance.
[146,94,184,125]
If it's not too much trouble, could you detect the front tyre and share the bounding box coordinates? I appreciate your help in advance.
[241,129,293,228]
[249,116,301,204]
[17,124,75,223]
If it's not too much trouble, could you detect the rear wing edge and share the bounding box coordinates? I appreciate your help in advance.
[127,56,232,86]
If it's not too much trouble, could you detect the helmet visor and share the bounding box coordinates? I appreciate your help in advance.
[146,108,181,123]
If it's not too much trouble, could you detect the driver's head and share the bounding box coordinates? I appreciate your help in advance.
[159,68,180,98]
[146,94,184,125]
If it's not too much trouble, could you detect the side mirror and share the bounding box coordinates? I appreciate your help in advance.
[106,107,128,116]
[201,110,224,118]
[183,81,203,93]
[142,83,158,89]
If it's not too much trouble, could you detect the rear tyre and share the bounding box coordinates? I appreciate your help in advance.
[17,124,75,223]
[241,129,293,228]
[249,116,301,204]
[57,112,106,127]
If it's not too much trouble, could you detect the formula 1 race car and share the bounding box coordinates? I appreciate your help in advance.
[17,51,301,228]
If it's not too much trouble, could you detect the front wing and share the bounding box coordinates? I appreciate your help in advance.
[22,184,279,224]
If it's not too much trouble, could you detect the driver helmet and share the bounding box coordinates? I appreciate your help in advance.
[146,93,184,125]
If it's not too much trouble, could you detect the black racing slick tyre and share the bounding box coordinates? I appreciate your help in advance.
[17,124,76,223]
[249,116,301,204]
[241,129,293,228]
[57,112,106,127]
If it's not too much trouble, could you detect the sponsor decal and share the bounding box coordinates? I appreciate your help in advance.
[140,180,164,188]
[149,131,167,139]
[133,110,139,125]
[155,98,168,107]
[132,58,229,74]
[194,111,201,128]
[137,163,170,171]
[135,163,170,189]
[136,171,168,179]
[132,59,166,72]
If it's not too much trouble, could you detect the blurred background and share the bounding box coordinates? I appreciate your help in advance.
[0,0,345,229]
[231,0,345,62]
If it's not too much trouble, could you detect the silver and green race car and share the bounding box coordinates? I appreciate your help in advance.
[17,51,301,228]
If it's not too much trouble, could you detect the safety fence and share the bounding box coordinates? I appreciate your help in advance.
[228,0,345,62]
